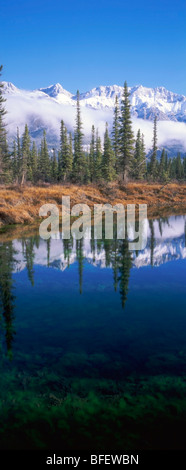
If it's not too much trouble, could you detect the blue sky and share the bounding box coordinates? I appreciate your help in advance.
[1,0,186,94]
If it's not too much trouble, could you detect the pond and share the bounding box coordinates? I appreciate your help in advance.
[0,213,186,449]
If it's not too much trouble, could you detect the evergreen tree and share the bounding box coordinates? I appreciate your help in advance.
[0,66,11,183]
[62,127,73,181]
[89,125,95,182]
[30,141,38,183]
[119,81,134,181]
[12,140,18,181]
[141,133,147,178]
[159,148,166,181]
[21,124,31,185]
[59,120,72,181]
[170,157,176,179]
[73,90,85,182]
[51,148,58,182]
[95,129,103,180]
[176,153,183,180]
[183,156,186,179]
[112,95,120,173]
[17,127,22,175]
[39,130,50,182]
[132,129,146,180]
[84,150,91,183]
[58,120,65,180]
[102,123,116,181]
[164,151,168,173]
[167,157,172,179]
[149,116,158,179]
[68,132,73,177]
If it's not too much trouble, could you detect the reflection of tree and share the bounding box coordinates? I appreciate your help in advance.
[103,238,112,267]
[149,220,155,267]
[117,240,132,309]
[90,236,96,263]
[22,238,35,286]
[62,237,73,268]
[76,239,84,294]
[158,219,163,237]
[111,239,119,292]
[0,242,16,358]
[47,238,51,267]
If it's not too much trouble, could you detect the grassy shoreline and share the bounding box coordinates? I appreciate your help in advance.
[0,181,186,229]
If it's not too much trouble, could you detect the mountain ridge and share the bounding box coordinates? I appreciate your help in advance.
[2,81,186,154]
[3,80,186,122]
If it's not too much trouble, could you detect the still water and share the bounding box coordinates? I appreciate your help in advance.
[0,214,186,449]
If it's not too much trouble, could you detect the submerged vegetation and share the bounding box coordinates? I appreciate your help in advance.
[1,367,186,450]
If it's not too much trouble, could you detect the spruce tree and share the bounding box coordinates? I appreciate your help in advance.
[89,125,95,182]
[30,141,38,182]
[59,123,73,181]
[141,133,146,178]
[0,65,10,183]
[59,120,66,180]
[95,129,103,180]
[183,156,186,180]
[132,129,146,180]
[112,95,120,173]
[51,148,58,182]
[149,116,158,179]
[102,123,115,181]
[119,81,134,181]
[39,130,50,182]
[12,140,18,181]
[68,132,73,177]
[17,127,21,176]
[159,148,166,181]
[176,153,183,180]
[21,124,31,185]
[164,151,168,173]
[73,90,85,182]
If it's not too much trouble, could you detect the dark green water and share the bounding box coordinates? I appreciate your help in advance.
[0,214,186,449]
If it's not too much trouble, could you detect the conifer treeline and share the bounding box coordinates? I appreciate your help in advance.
[0,67,186,185]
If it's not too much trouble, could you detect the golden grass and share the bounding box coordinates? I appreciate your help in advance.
[0,181,186,227]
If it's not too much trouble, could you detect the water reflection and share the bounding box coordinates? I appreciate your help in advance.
[0,214,186,356]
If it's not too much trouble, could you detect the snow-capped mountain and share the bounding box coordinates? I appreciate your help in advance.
[3,81,186,154]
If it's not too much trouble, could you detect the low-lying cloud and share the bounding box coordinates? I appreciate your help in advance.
[5,92,186,152]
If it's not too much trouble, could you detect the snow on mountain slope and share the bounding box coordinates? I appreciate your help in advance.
[2,81,186,152]
[77,84,186,122]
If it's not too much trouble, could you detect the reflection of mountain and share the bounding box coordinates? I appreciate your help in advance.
[0,214,186,356]
[10,215,186,273]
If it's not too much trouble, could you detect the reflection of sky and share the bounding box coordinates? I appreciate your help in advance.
[149,216,186,240]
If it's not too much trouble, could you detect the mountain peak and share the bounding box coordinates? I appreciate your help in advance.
[2,81,19,93]
[39,83,72,98]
